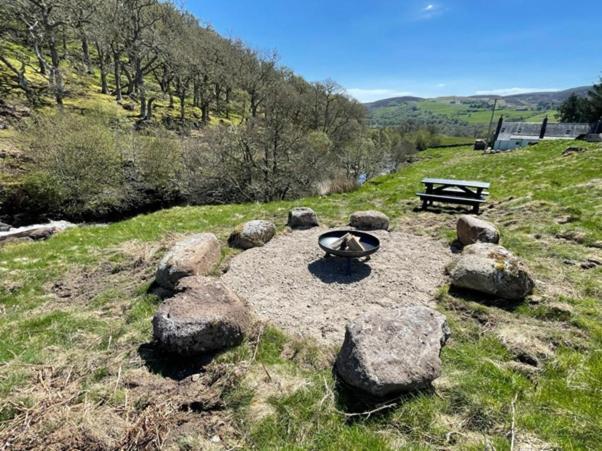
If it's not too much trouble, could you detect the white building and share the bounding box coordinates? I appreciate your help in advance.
[493,118,595,151]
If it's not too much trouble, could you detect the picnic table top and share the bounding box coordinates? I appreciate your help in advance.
[421,177,490,189]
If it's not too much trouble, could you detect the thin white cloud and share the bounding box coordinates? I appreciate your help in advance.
[475,87,560,96]
[418,3,445,19]
[346,88,413,103]
[436,83,447,88]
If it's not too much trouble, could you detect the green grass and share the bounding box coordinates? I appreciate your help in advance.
[369,97,557,130]
[0,140,600,448]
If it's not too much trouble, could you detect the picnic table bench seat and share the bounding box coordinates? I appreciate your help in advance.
[417,178,490,214]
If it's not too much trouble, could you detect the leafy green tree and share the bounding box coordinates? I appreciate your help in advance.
[588,78,602,122]
[558,93,591,123]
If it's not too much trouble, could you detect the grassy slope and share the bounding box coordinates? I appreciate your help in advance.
[0,41,242,134]
[0,141,600,449]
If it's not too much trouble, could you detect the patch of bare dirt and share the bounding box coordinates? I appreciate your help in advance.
[46,240,162,308]
[221,227,452,344]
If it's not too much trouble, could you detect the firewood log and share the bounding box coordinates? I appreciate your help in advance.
[346,235,365,252]
[331,233,353,250]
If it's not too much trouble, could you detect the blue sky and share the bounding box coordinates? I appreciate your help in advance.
[186,0,601,102]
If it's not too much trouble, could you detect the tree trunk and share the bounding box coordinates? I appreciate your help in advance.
[201,102,210,124]
[193,80,199,108]
[123,66,134,95]
[225,87,231,119]
[99,61,108,94]
[81,35,92,73]
[135,59,146,118]
[61,29,68,58]
[95,42,108,94]
[32,40,47,76]
[214,83,222,114]
[112,51,122,101]
[140,95,147,119]
[179,93,185,121]
[251,92,258,118]
[48,30,64,106]
[146,97,156,120]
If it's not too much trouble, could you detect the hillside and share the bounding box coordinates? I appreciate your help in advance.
[1,140,600,449]
[366,86,592,131]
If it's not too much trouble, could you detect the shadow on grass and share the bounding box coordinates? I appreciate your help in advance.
[308,256,372,283]
[412,205,479,215]
[332,370,435,423]
[447,286,524,312]
[138,342,215,381]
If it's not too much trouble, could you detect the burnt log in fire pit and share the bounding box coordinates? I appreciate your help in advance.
[318,230,380,274]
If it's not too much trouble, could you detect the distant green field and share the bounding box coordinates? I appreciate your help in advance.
[368,98,557,131]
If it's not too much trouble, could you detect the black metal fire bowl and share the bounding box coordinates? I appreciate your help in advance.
[318,230,380,260]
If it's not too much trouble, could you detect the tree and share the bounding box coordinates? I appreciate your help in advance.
[237,46,278,119]
[558,93,591,123]
[120,0,166,119]
[66,0,97,74]
[7,0,71,106]
[588,78,602,122]
[0,4,42,103]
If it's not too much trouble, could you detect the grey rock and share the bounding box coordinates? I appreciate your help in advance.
[448,245,534,301]
[155,233,221,291]
[0,220,75,243]
[349,210,390,231]
[153,277,251,356]
[462,242,512,258]
[228,220,276,249]
[581,258,601,270]
[456,215,500,246]
[0,222,11,232]
[335,305,450,397]
[288,207,319,229]
[562,146,587,156]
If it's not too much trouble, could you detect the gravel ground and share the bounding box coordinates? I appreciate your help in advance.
[221,228,452,345]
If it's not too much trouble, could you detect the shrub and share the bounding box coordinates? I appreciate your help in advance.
[23,111,126,218]
[124,131,183,202]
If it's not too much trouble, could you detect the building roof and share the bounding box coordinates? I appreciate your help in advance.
[497,122,541,140]
[544,123,592,137]
[496,120,593,141]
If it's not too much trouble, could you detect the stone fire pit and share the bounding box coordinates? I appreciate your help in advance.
[221,228,451,344]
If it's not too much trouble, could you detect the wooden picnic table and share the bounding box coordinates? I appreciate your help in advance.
[417,178,490,214]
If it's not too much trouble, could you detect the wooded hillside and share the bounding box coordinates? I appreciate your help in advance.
[0,1,425,224]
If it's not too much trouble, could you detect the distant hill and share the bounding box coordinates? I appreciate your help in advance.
[502,86,591,107]
[365,96,425,109]
[365,86,593,133]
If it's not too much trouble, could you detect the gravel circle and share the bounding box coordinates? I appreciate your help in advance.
[221,228,452,345]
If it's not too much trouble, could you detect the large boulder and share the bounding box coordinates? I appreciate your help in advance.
[448,244,534,301]
[228,220,276,250]
[155,233,221,291]
[287,207,319,229]
[153,277,251,356]
[456,215,500,246]
[462,242,511,258]
[349,210,390,231]
[0,220,75,243]
[335,305,450,397]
